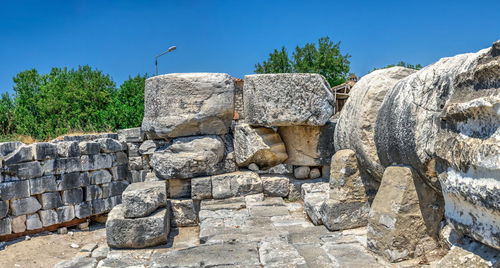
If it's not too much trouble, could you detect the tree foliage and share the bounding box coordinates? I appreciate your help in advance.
[1,65,147,140]
[373,61,423,71]
[254,37,351,86]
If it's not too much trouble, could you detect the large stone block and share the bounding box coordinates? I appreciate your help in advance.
[90,170,113,184]
[57,172,87,190]
[167,178,191,198]
[26,213,42,230]
[243,73,334,126]
[0,217,11,235]
[334,67,416,181]
[367,166,444,262]
[56,205,75,222]
[139,140,168,155]
[169,199,198,227]
[2,145,33,165]
[0,141,23,157]
[38,209,60,227]
[261,175,290,197]
[80,154,113,171]
[211,171,263,199]
[0,200,8,218]
[3,161,42,179]
[278,122,335,166]
[61,188,84,205]
[106,204,170,249]
[191,176,212,200]
[38,192,62,209]
[11,215,26,233]
[10,197,42,216]
[233,123,288,168]
[92,198,113,215]
[78,141,100,155]
[111,165,129,181]
[31,142,57,160]
[118,127,144,143]
[374,41,500,249]
[151,135,225,179]
[30,175,57,194]
[56,141,81,157]
[95,138,123,153]
[75,201,92,219]
[0,180,30,200]
[142,73,235,138]
[42,157,81,175]
[101,181,129,199]
[122,181,166,218]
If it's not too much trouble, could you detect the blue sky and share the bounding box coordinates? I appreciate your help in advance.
[1,0,499,94]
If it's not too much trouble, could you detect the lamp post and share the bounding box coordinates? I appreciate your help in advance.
[155,46,177,75]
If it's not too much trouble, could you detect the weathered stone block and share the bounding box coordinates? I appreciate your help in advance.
[243,73,334,126]
[212,171,263,199]
[61,188,84,205]
[10,197,42,216]
[233,123,288,168]
[80,154,113,171]
[0,180,30,200]
[122,181,166,218]
[11,215,26,233]
[0,141,23,157]
[26,213,42,230]
[31,142,57,160]
[57,141,81,157]
[278,122,335,166]
[262,175,290,197]
[92,198,112,215]
[38,192,62,209]
[118,128,144,143]
[128,156,143,170]
[167,178,191,198]
[294,166,310,179]
[191,176,212,200]
[170,199,198,227]
[95,138,123,153]
[0,200,8,218]
[90,170,113,184]
[128,170,146,183]
[0,217,12,235]
[309,167,321,179]
[84,185,102,201]
[257,163,294,175]
[111,165,128,181]
[106,204,170,249]
[56,205,75,222]
[126,142,140,157]
[139,139,168,155]
[101,181,129,198]
[30,175,57,194]
[142,73,235,138]
[78,141,100,155]
[57,172,86,190]
[3,145,33,165]
[367,166,444,262]
[320,200,370,231]
[75,202,92,219]
[38,209,60,227]
[42,157,81,175]
[151,135,225,179]
[3,161,42,179]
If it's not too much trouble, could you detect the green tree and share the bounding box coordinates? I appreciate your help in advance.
[109,74,147,129]
[373,61,423,71]
[254,37,351,86]
[0,93,15,136]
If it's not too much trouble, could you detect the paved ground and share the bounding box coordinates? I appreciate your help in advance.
[21,194,436,267]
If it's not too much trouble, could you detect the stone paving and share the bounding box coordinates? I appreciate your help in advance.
[59,194,395,267]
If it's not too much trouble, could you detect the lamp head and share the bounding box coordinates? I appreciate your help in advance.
[168,46,177,52]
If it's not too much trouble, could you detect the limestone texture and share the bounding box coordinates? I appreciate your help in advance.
[243,73,334,126]
[367,166,444,262]
[278,122,336,166]
[142,73,235,138]
[151,135,225,179]
[106,204,170,249]
[233,123,288,168]
[212,171,263,199]
[375,41,500,249]
[121,181,166,218]
[334,67,416,181]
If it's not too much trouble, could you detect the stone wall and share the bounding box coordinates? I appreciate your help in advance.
[0,133,129,237]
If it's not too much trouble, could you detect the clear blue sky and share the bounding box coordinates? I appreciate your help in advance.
[1,0,499,94]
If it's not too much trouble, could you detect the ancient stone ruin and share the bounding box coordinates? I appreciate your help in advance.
[1,41,499,267]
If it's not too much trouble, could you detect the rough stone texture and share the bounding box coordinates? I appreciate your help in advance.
[309,167,321,179]
[374,42,500,249]
[167,178,191,198]
[169,199,198,227]
[261,175,290,197]
[122,181,166,218]
[26,213,43,230]
[294,166,310,179]
[278,122,336,166]
[243,73,334,126]
[257,163,293,175]
[0,141,23,157]
[10,197,42,216]
[30,175,57,194]
[142,73,235,138]
[118,127,144,143]
[56,141,81,157]
[3,161,42,179]
[106,204,170,249]
[3,145,33,165]
[323,149,373,231]
[38,192,62,209]
[432,239,499,268]
[151,135,225,179]
[335,67,416,181]
[233,123,288,168]
[54,256,98,268]
[0,200,8,218]
[367,166,444,262]
[11,215,27,233]
[0,180,30,200]
[191,176,212,200]
[0,217,12,235]
[78,142,100,155]
[95,138,123,153]
[139,140,168,155]
[38,209,60,227]
[211,171,263,199]
[302,182,330,225]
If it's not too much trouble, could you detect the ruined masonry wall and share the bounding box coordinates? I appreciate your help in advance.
[0,133,130,237]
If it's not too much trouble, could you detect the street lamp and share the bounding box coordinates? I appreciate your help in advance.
[155,46,177,75]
